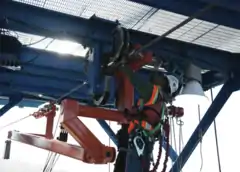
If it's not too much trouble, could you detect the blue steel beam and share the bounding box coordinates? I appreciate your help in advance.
[97,120,118,145]
[20,47,88,75]
[169,78,239,172]
[0,46,115,103]
[0,83,90,102]
[202,71,226,90]
[0,95,22,117]
[87,44,104,95]
[199,0,240,12]
[0,98,44,108]
[20,47,224,93]
[129,0,240,30]
[0,1,239,73]
[0,68,88,93]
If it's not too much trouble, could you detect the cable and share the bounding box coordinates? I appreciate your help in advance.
[42,113,62,172]
[171,118,178,154]
[197,105,203,172]
[0,115,31,131]
[23,39,55,64]
[210,89,222,172]
[134,5,214,54]
[169,118,174,166]
[24,37,48,46]
[176,118,184,154]
[55,81,88,104]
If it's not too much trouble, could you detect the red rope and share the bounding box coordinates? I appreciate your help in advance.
[149,134,163,172]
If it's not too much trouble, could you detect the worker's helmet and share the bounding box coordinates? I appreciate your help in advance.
[165,75,179,95]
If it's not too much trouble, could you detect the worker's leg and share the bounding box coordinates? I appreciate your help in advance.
[125,131,154,172]
[119,65,154,103]
[113,124,129,172]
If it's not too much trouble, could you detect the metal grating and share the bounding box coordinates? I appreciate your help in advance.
[13,0,240,53]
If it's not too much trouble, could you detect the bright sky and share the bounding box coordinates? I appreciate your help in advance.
[0,85,239,172]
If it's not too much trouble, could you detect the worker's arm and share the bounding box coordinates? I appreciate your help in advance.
[119,65,154,103]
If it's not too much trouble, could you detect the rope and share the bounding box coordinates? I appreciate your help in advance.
[161,119,170,172]
[171,118,177,154]
[210,89,222,172]
[42,113,62,172]
[197,105,203,172]
[0,115,32,131]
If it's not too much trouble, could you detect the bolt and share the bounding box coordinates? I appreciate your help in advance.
[106,151,111,157]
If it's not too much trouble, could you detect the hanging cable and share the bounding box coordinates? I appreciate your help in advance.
[23,39,55,64]
[23,37,48,46]
[171,118,178,154]
[197,105,203,172]
[42,112,62,172]
[169,118,174,166]
[0,115,32,131]
[210,89,222,172]
[176,118,184,155]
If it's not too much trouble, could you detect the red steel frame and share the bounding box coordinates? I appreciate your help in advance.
[7,49,160,164]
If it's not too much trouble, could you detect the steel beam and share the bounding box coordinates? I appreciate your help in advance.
[20,47,88,77]
[169,78,239,172]
[0,46,97,102]
[97,120,118,145]
[0,1,239,73]
[87,44,104,95]
[129,0,240,30]
[199,0,240,12]
[202,71,226,91]
[0,98,44,108]
[0,95,22,117]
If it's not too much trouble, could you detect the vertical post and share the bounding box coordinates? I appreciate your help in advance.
[45,112,55,139]
[170,79,238,172]
[3,140,11,159]
[88,43,103,96]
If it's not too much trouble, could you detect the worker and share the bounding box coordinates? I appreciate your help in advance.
[125,72,179,172]
[114,64,179,172]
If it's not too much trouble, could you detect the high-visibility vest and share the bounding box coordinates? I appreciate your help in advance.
[128,120,153,133]
[128,85,159,134]
[137,85,159,106]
